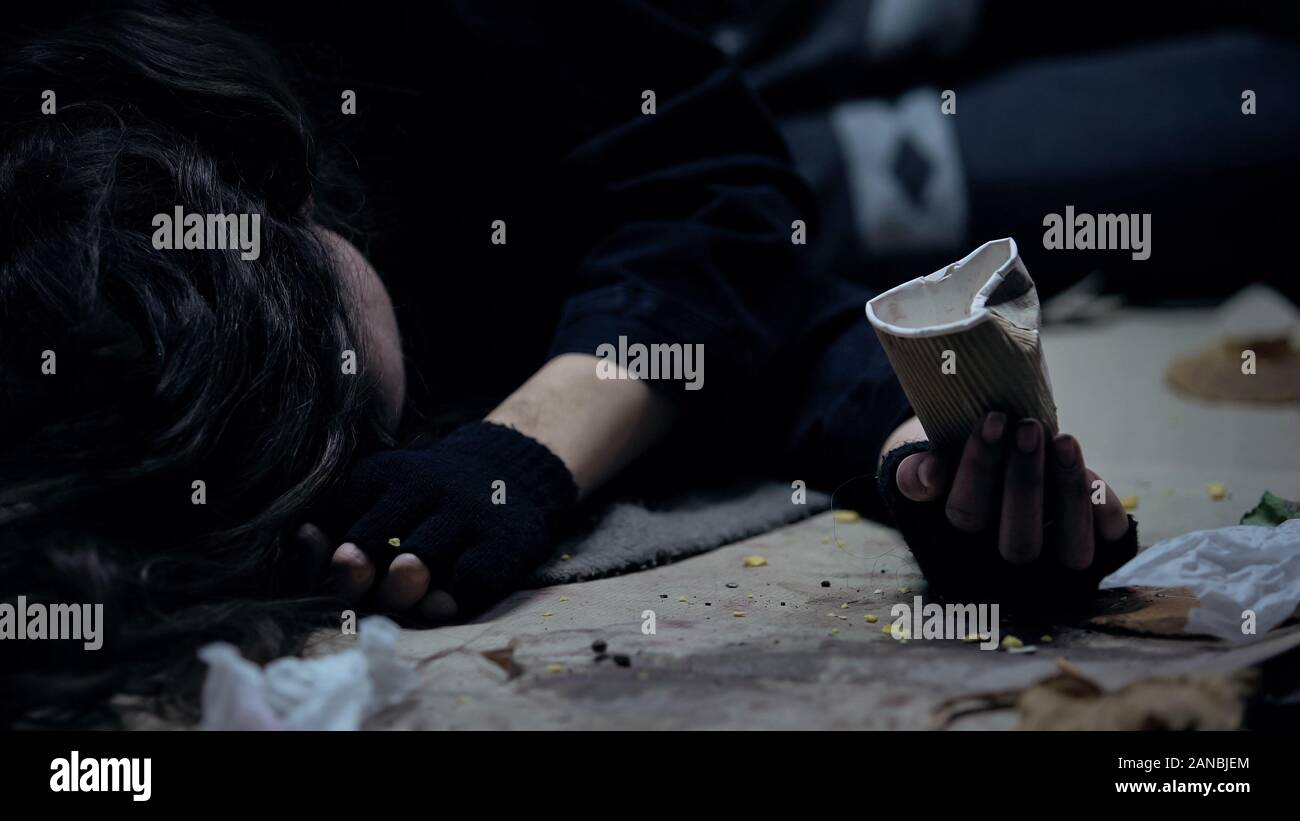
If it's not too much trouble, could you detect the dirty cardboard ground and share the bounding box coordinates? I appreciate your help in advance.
[283,308,1300,729]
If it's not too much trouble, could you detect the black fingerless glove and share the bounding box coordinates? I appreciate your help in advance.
[334,421,578,614]
[876,441,1139,616]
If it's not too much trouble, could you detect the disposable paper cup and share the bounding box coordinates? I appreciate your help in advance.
[866,237,1059,460]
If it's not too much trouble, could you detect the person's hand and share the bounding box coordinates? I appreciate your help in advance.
[879,412,1137,611]
[302,421,578,622]
[292,522,462,621]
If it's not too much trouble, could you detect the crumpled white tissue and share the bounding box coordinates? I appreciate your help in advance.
[1101,519,1300,643]
[197,616,416,730]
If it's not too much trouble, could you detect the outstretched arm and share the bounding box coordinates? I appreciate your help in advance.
[486,354,678,500]
[321,354,677,619]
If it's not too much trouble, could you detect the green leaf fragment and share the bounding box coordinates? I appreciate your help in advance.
[1240,491,1300,526]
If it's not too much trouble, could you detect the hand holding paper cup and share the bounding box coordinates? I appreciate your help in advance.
[867,238,1058,461]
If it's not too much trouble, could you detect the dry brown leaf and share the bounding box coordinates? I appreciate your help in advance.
[1018,667,1255,731]
[1090,587,1300,638]
[931,657,1256,731]
[481,641,522,679]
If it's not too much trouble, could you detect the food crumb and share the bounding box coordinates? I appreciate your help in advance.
[1001,635,1024,650]
[546,663,564,674]
[898,586,911,594]
[1040,634,1053,643]
[832,510,861,523]
[387,537,401,547]
[865,614,878,623]
[733,611,747,618]
[1206,483,1228,501]
[677,596,688,603]
[840,603,849,609]
[541,611,554,617]
[1121,495,1139,510]
[743,555,768,567]
[560,553,572,561]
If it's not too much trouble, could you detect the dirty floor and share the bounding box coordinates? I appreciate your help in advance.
[287,306,1293,730]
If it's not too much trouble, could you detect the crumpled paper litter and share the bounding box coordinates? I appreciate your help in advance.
[198,615,416,730]
[1101,519,1300,643]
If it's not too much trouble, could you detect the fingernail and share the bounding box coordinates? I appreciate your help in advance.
[982,412,1006,444]
[1015,420,1040,453]
[918,455,940,491]
[1053,435,1078,468]
[333,542,362,563]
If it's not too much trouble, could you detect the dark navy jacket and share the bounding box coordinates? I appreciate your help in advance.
[249,0,913,510]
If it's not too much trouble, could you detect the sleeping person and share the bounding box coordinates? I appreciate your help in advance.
[0,1,1132,723]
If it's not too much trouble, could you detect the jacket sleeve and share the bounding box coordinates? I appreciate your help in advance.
[453,0,821,398]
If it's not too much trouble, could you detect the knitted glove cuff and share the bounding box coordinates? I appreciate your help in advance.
[444,421,579,520]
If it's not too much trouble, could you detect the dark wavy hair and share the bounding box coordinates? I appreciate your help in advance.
[0,2,387,724]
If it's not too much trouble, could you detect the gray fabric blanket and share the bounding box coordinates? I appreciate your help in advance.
[529,480,831,586]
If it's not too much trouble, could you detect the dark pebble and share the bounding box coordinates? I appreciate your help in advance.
[613,654,631,667]
[821,580,830,587]
[591,640,607,653]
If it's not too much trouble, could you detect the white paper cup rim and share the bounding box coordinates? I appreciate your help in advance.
[866,237,1021,338]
